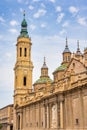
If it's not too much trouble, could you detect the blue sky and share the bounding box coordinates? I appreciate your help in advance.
[0,0,87,108]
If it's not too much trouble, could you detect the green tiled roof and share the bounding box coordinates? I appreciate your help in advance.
[54,64,67,72]
[34,77,52,84]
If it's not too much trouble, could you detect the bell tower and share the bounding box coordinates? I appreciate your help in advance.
[62,37,71,65]
[14,12,33,106]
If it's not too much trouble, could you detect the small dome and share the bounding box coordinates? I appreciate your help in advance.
[34,77,52,84]
[21,18,27,27]
[63,47,71,53]
[54,64,67,72]
[42,63,48,69]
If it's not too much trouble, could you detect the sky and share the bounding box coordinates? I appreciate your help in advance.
[0,0,87,108]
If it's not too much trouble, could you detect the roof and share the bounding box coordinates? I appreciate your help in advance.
[63,47,71,53]
[34,77,52,84]
[42,63,48,69]
[53,64,67,73]
[0,104,13,110]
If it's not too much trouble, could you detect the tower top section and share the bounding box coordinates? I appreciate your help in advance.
[63,37,71,53]
[18,10,29,38]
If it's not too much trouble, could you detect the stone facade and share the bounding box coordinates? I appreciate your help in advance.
[13,15,87,130]
[0,104,13,130]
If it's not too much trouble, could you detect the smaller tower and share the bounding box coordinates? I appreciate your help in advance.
[40,57,48,78]
[62,37,71,65]
[75,40,82,56]
[75,40,83,61]
[33,57,52,91]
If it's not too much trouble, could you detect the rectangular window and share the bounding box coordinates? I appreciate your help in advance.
[24,48,27,57]
[20,48,22,57]
[23,77,26,86]
[76,119,79,125]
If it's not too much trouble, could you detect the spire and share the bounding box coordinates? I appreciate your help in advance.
[77,40,80,51]
[42,57,48,69]
[76,40,82,55]
[23,10,25,18]
[66,37,68,48]
[44,57,46,65]
[18,10,29,38]
[63,37,71,53]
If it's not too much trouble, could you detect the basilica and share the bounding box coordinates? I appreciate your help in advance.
[0,13,87,130]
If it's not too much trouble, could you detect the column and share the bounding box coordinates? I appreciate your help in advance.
[60,100,64,129]
[17,114,20,130]
[16,112,18,130]
[56,102,58,128]
[20,112,23,130]
[47,104,50,128]
[43,105,46,128]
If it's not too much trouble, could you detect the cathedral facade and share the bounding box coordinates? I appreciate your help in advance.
[13,14,87,130]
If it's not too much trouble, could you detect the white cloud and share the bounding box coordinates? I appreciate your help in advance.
[60,29,66,35]
[41,23,47,28]
[62,21,69,27]
[29,5,34,10]
[0,16,5,23]
[77,17,87,26]
[33,9,46,18]
[49,0,56,3]
[0,35,3,40]
[69,6,78,14]
[20,8,23,13]
[57,13,64,23]
[10,20,18,26]
[12,12,16,16]
[30,24,36,30]
[8,29,18,33]
[33,0,40,2]
[25,0,29,5]
[5,53,12,58]
[41,3,46,8]
[56,6,62,12]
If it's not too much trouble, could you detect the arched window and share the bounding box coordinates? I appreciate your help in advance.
[23,77,26,86]
[20,48,22,57]
[24,48,27,57]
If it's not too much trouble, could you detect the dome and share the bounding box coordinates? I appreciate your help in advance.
[54,64,67,73]
[34,77,52,84]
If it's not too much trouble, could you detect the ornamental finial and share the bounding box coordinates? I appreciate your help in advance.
[66,37,68,47]
[77,40,80,50]
[44,57,46,65]
[23,10,25,18]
